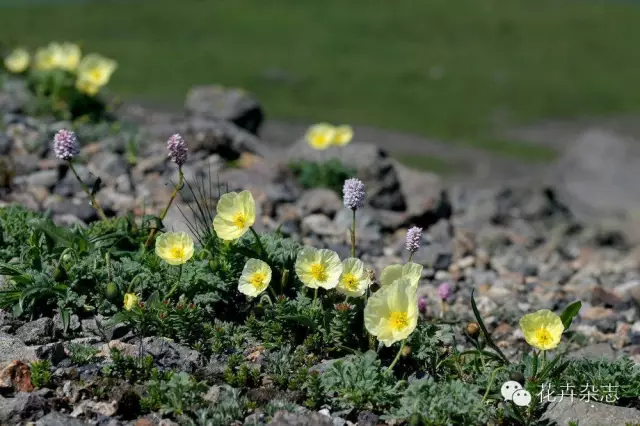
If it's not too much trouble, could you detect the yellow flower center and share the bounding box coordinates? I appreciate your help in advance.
[249,272,266,289]
[310,263,328,282]
[89,68,105,82]
[535,327,553,346]
[389,311,409,331]
[342,273,359,291]
[232,212,248,228]
[170,246,185,260]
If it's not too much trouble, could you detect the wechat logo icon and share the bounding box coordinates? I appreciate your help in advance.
[501,381,532,407]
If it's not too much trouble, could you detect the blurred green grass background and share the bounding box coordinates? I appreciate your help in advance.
[1,0,639,163]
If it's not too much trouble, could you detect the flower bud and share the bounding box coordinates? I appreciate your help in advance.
[53,129,80,161]
[418,296,427,314]
[405,226,423,254]
[167,133,188,167]
[342,178,365,210]
[466,322,481,339]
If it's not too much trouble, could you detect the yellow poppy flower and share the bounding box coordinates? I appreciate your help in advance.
[305,123,336,150]
[519,309,564,351]
[238,258,272,297]
[295,247,343,290]
[77,53,117,87]
[332,125,353,146]
[75,78,101,96]
[59,43,81,71]
[336,257,371,297]
[379,262,423,288]
[34,43,64,71]
[123,293,139,311]
[213,190,256,240]
[364,277,419,347]
[155,232,195,266]
[4,48,30,74]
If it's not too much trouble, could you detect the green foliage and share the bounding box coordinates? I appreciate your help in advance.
[209,320,247,355]
[320,351,404,413]
[263,344,318,391]
[29,360,53,389]
[384,377,489,426]
[288,159,357,195]
[186,386,250,426]
[67,342,100,365]
[111,294,211,350]
[263,399,301,418]
[141,370,208,416]
[408,322,455,376]
[102,348,155,384]
[553,357,640,408]
[0,205,44,263]
[223,353,261,388]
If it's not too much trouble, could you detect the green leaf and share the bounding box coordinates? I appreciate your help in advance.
[278,314,317,330]
[90,176,102,197]
[470,288,510,365]
[61,309,70,334]
[560,301,582,331]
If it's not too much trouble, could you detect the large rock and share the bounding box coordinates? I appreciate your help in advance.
[0,332,38,364]
[185,117,271,160]
[543,398,640,426]
[551,128,640,221]
[14,317,54,345]
[267,410,333,426]
[285,141,406,211]
[36,411,89,426]
[185,85,264,134]
[0,392,49,424]
[138,337,203,373]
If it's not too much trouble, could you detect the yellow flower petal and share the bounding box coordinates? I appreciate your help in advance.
[59,43,81,71]
[305,123,336,150]
[380,262,423,288]
[155,232,195,265]
[519,309,564,351]
[364,277,418,346]
[336,257,371,297]
[238,258,272,297]
[213,190,256,240]
[295,247,343,289]
[332,125,353,146]
[76,78,100,96]
[4,48,30,74]
[77,53,117,86]
[123,293,139,311]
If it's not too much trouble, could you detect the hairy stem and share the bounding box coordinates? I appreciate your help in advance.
[249,226,267,258]
[146,168,184,248]
[350,208,356,258]
[481,366,506,404]
[68,161,107,221]
[387,339,406,372]
[164,264,183,300]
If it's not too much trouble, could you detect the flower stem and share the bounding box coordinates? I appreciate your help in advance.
[408,252,414,262]
[481,366,506,404]
[350,208,356,258]
[164,264,183,300]
[145,168,184,248]
[387,339,407,372]
[313,288,318,302]
[249,226,267,258]
[68,161,108,221]
[268,285,278,300]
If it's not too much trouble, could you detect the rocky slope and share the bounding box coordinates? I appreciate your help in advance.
[0,82,639,425]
